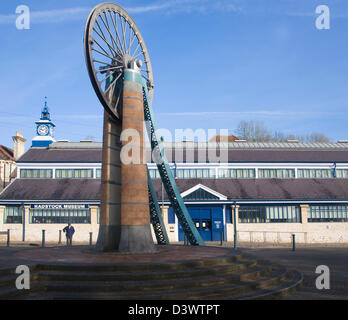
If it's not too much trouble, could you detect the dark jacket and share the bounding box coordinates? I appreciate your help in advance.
[63,226,75,238]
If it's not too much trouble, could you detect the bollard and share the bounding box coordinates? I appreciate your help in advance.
[89,232,93,246]
[42,230,45,248]
[7,229,10,247]
[220,231,223,246]
[58,230,62,244]
[292,234,296,251]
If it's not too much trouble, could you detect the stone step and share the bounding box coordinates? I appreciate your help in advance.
[32,259,259,283]
[34,263,272,294]
[22,265,288,300]
[0,275,17,289]
[235,270,304,300]
[33,253,244,273]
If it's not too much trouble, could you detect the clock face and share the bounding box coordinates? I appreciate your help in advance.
[38,125,48,136]
[49,127,54,136]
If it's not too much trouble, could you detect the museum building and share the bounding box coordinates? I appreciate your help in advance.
[1,107,348,245]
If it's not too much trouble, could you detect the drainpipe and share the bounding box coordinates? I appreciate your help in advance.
[233,201,238,250]
[174,162,177,179]
[333,162,337,178]
[22,202,25,242]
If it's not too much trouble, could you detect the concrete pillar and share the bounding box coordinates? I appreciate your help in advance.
[89,206,99,243]
[300,204,309,224]
[118,74,155,253]
[300,204,309,243]
[231,205,240,242]
[0,206,5,231]
[23,205,30,242]
[96,111,122,251]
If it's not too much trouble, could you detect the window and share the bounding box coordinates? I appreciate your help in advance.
[149,169,160,179]
[308,205,348,222]
[29,209,91,224]
[176,168,215,179]
[96,168,102,179]
[4,207,22,224]
[218,168,255,178]
[20,169,52,178]
[258,169,295,179]
[297,169,334,178]
[239,206,300,223]
[336,169,348,178]
[55,169,93,179]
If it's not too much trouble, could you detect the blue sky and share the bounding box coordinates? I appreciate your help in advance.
[0,0,348,149]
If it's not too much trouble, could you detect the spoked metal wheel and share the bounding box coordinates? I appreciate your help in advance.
[84,2,154,119]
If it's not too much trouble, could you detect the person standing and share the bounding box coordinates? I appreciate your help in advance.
[63,223,75,246]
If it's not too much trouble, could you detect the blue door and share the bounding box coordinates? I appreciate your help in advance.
[178,206,223,242]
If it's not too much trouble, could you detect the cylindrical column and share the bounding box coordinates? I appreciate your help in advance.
[7,229,10,247]
[292,234,296,251]
[117,71,155,253]
[42,230,45,248]
[96,110,123,251]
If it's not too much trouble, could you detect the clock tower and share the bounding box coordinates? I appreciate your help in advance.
[32,97,56,147]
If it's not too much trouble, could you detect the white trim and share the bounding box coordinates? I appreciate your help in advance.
[17,163,101,169]
[181,184,227,200]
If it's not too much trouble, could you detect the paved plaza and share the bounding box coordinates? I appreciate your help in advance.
[0,243,347,299]
[241,247,348,299]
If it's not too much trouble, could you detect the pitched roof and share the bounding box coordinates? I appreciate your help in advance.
[0,179,100,201]
[0,145,14,161]
[16,147,348,163]
[152,178,348,201]
[1,178,348,202]
[17,148,101,163]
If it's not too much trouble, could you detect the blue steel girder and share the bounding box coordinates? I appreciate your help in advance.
[147,169,170,245]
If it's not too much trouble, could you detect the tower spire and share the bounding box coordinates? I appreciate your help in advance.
[41,96,51,121]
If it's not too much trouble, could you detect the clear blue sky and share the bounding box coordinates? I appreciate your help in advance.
[0,0,348,149]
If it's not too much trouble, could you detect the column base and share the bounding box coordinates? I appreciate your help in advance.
[95,225,121,252]
[118,225,156,253]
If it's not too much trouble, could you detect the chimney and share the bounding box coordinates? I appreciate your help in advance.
[12,132,26,160]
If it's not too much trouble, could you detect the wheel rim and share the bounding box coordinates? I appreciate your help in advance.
[84,2,154,120]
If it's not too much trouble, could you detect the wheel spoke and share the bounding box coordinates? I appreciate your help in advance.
[98,72,113,85]
[95,66,123,74]
[105,73,122,94]
[93,26,118,58]
[91,38,111,57]
[133,51,144,60]
[92,47,114,60]
[93,59,114,67]
[120,16,127,53]
[98,16,115,54]
[100,12,123,56]
[95,20,115,57]
[128,23,133,54]
[132,42,141,58]
[111,11,125,55]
